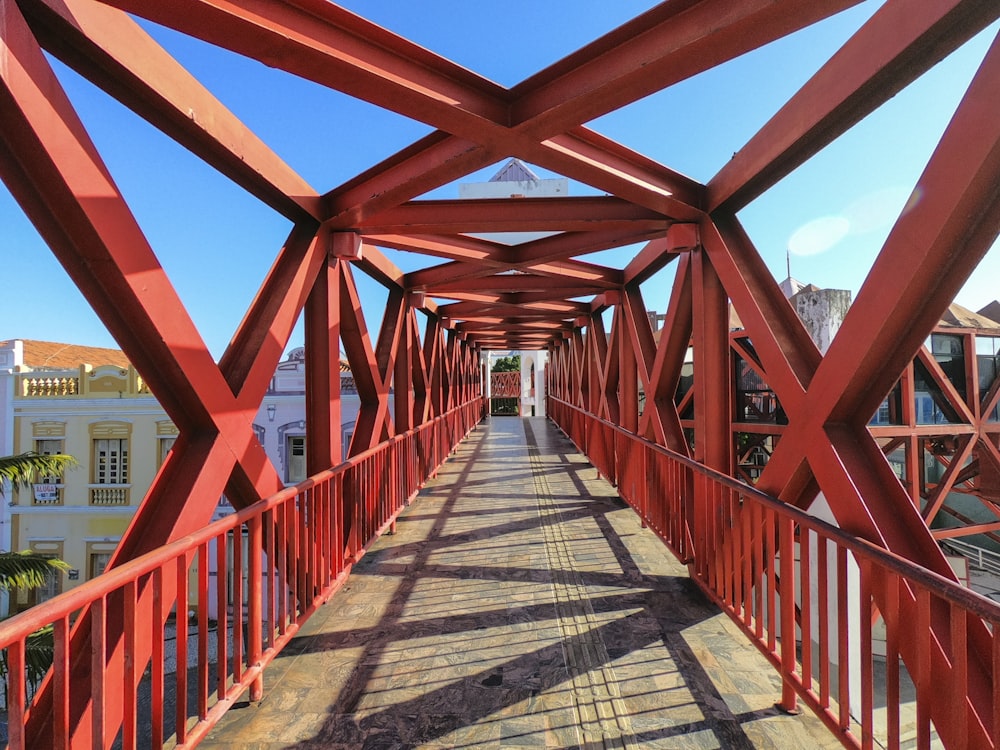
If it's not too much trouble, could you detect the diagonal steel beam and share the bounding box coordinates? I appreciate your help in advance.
[509,0,862,135]
[25,0,322,221]
[708,0,1000,212]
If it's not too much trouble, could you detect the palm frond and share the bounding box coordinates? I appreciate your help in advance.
[23,624,55,684]
[0,452,76,494]
[0,624,56,689]
[0,551,70,592]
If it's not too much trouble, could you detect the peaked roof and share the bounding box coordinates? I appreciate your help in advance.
[939,303,1000,330]
[489,158,540,183]
[978,300,1000,325]
[1,339,131,370]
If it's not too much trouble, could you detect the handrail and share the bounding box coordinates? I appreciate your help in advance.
[0,396,485,749]
[548,395,1000,749]
[944,538,1000,579]
[548,397,1000,623]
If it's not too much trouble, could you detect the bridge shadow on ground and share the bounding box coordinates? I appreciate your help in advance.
[200,418,840,749]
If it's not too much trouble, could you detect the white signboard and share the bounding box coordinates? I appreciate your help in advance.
[32,484,59,503]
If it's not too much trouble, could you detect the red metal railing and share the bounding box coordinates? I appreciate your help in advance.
[549,396,1000,749]
[0,398,484,749]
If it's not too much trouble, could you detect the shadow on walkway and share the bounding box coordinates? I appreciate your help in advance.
[200,418,840,749]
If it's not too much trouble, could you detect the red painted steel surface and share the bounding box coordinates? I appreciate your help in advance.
[1,0,1000,747]
[490,371,521,399]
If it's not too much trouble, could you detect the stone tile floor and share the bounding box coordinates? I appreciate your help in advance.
[200,417,845,749]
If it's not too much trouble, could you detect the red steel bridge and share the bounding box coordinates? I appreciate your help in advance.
[1,1,1000,747]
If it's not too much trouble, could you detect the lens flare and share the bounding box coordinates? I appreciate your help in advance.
[788,216,850,257]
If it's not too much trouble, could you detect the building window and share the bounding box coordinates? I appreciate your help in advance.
[342,428,354,461]
[94,438,129,484]
[14,541,64,613]
[34,439,65,478]
[84,541,118,582]
[34,564,61,605]
[31,438,65,505]
[929,333,966,400]
[286,435,306,483]
[157,436,176,468]
[89,551,112,580]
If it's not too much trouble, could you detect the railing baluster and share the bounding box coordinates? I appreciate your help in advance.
[216,532,228,703]
[994,611,1000,750]
[885,573,900,750]
[766,507,777,654]
[263,509,276,648]
[175,553,189,745]
[740,496,757,628]
[779,515,797,713]
[276,501,288,635]
[7,638,25,750]
[151,566,165,750]
[950,605,968,749]
[92,596,107,748]
[53,615,69,750]
[248,515,264,702]
[752,501,764,641]
[860,565,873,750]
[837,546,850,734]
[197,543,210,721]
[818,535,830,711]
[123,579,138,750]
[233,525,245,684]
[917,588,932,750]
[800,525,812,699]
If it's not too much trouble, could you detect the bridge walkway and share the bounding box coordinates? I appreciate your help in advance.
[200,417,841,749]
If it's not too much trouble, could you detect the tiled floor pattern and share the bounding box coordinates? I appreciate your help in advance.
[200,418,844,749]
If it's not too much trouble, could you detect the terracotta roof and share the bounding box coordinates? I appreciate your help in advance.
[978,300,1000,325]
[938,303,1000,330]
[3,339,130,370]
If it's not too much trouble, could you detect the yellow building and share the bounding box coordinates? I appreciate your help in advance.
[2,341,170,612]
[0,339,361,616]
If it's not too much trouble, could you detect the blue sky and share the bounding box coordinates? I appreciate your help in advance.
[2,1,998,359]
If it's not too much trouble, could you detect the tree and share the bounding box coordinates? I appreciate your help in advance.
[491,355,520,373]
[0,452,75,697]
[0,453,76,587]
[0,451,76,493]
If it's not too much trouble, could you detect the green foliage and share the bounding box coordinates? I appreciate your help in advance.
[0,552,68,706]
[0,624,55,688]
[0,452,76,495]
[0,452,75,705]
[0,551,70,592]
[491,355,521,373]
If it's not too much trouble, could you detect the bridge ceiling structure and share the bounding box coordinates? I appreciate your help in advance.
[0,0,998,571]
[2,0,1000,744]
[0,0,997,571]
